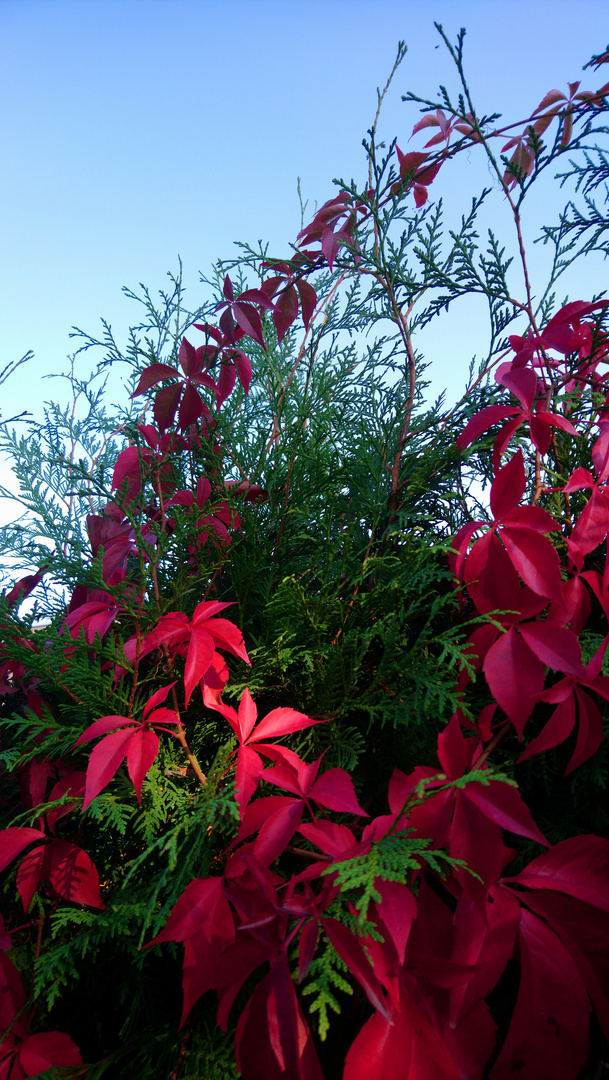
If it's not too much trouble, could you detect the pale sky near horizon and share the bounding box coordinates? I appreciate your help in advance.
[1,0,608,442]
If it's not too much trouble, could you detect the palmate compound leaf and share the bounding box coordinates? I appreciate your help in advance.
[76,691,179,808]
[205,687,321,815]
[127,603,250,707]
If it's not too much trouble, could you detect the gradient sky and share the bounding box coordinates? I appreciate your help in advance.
[0,0,607,441]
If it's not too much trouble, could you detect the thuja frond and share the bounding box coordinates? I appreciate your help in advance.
[37,898,149,1009]
[300,938,353,1040]
[324,832,468,924]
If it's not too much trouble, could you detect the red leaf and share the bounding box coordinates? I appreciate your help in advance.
[112,446,148,500]
[570,489,609,557]
[321,225,341,270]
[232,350,252,395]
[46,771,86,833]
[517,622,583,675]
[517,890,609,1041]
[251,706,317,742]
[0,827,45,875]
[501,527,563,601]
[142,682,177,719]
[450,791,504,895]
[449,886,521,1027]
[563,466,595,492]
[464,531,544,619]
[505,835,609,910]
[253,799,304,865]
[273,284,299,343]
[15,1031,83,1074]
[437,713,476,778]
[235,961,324,1080]
[4,566,47,609]
[153,381,182,431]
[322,918,391,1021]
[449,520,481,585]
[180,927,225,1027]
[498,366,538,410]
[490,909,590,1080]
[82,728,136,809]
[203,617,250,666]
[343,986,459,1080]
[566,687,604,773]
[296,280,317,329]
[216,358,237,407]
[397,148,428,180]
[490,451,527,519]
[149,876,231,946]
[528,414,551,455]
[215,937,273,1031]
[298,820,358,858]
[491,415,526,471]
[0,952,28,1039]
[75,714,133,746]
[63,599,120,643]
[463,781,547,844]
[298,919,319,984]
[309,769,368,816]
[238,287,275,310]
[127,727,159,802]
[178,337,198,376]
[48,839,104,908]
[483,629,545,734]
[536,410,578,438]
[516,694,576,764]
[233,302,266,350]
[374,880,417,965]
[178,381,204,430]
[456,405,517,451]
[16,843,48,911]
[231,686,258,742]
[130,363,178,397]
[235,746,266,816]
[502,504,561,533]
[183,626,215,706]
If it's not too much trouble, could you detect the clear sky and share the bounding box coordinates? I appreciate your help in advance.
[0,0,607,435]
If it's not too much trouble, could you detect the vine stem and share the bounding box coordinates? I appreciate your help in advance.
[383,290,418,514]
[169,1020,193,1080]
[171,683,207,787]
[473,722,510,769]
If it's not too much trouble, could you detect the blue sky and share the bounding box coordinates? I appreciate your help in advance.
[0,0,607,434]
